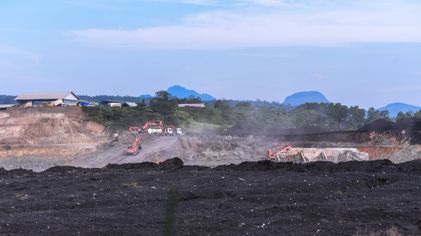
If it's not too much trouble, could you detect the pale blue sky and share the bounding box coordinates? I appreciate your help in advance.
[0,0,420,108]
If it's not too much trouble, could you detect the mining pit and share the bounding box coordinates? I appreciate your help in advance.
[1,108,421,235]
[0,107,420,171]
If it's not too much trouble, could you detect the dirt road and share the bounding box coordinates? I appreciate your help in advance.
[1,159,420,235]
[70,135,180,168]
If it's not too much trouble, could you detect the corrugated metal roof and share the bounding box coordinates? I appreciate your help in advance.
[0,104,15,109]
[15,92,79,101]
[124,102,138,107]
[178,103,206,108]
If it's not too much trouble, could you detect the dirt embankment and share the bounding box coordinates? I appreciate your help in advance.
[0,107,109,165]
[1,159,421,235]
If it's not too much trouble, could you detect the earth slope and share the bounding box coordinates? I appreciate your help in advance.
[0,107,109,169]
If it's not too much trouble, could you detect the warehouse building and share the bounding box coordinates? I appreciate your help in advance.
[178,103,206,108]
[101,101,122,107]
[0,104,15,110]
[15,92,80,107]
[122,102,138,107]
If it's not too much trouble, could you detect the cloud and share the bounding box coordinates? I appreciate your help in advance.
[72,1,421,49]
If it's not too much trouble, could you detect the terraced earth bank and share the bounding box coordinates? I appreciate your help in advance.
[0,107,109,170]
[1,159,421,235]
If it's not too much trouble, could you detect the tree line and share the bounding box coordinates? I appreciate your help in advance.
[82,90,421,134]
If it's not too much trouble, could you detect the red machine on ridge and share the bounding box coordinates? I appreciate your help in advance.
[129,120,182,136]
[127,127,142,155]
[126,120,183,156]
[267,145,294,161]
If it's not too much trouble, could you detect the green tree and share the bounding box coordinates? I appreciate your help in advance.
[366,107,390,123]
[396,111,414,120]
[213,100,231,110]
[149,91,177,123]
[415,111,421,119]
[155,90,170,100]
[347,106,366,129]
[235,102,252,109]
[326,103,349,127]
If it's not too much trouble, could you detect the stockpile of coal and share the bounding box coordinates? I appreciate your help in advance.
[1,158,421,235]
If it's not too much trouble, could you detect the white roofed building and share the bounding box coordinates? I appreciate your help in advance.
[123,102,138,107]
[0,104,15,110]
[15,92,80,107]
[178,103,206,108]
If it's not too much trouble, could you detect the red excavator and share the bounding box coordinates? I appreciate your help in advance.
[126,120,182,155]
[142,120,164,134]
[127,128,142,155]
[267,145,294,161]
[130,120,182,136]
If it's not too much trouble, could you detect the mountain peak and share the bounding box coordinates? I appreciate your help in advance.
[168,85,184,90]
[167,85,215,101]
[379,103,421,117]
[283,91,330,106]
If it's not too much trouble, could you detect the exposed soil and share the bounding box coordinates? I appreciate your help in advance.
[0,107,109,158]
[2,129,421,172]
[1,159,421,235]
[360,118,421,145]
[0,107,420,173]
[0,107,110,170]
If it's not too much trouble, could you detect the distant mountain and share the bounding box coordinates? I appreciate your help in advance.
[167,85,215,101]
[282,91,330,107]
[379,103,421,117]
[139,94,153,100]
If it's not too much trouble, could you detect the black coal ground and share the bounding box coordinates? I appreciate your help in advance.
[1,159,421,236]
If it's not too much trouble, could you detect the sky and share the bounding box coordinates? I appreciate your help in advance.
[0,0,420,108]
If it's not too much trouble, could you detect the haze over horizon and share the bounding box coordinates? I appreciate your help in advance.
[1,0,420,108]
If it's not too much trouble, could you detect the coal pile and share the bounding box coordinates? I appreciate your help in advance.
[1,158,421,235]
